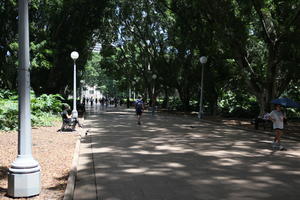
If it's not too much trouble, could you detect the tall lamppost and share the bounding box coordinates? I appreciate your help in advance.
[71,51,79,119]
[80,80,85,103]
[198,56,207,119]
[152,74,157,115]
[132,80,136,100]
[8,0,41,197]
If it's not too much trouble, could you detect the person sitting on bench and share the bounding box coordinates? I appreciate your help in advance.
[61,105,82,130]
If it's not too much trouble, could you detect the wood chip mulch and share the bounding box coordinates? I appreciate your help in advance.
[0,122,80,200]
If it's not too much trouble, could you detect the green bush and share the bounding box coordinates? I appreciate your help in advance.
[218,90,259,118]
[0,99,18,131]
[31,112,60,127]
[0,90,64,131]
[31,94,64,114]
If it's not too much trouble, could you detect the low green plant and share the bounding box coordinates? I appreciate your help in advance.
[218,90,259,118]
[0,99,18,131]
[31,112,60,127]
[0,90,64,131]
[31,94,64,114]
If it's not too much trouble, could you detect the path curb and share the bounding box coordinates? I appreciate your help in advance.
[63,136,81,200]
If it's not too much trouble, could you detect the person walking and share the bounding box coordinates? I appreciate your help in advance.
[269,104,286,150]
[101,98,105,110]
[135,96,144,125]
[90,97,94,106]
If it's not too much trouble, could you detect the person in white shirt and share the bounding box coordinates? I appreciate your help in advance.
[269,104,286,150]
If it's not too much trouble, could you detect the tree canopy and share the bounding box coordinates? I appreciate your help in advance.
[1,0,299,116]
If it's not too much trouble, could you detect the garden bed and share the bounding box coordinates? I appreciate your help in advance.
[0,122,80,200]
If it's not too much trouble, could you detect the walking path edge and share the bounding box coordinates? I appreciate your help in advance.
[63,135,81,200]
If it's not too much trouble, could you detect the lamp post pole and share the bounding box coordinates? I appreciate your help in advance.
[8,0,41,197]
[152,74,157,115]
[71,51,79,119]
[198,56,207,119]
[80,80,84,103]
[132,81,136,100]
[129,87,131,99]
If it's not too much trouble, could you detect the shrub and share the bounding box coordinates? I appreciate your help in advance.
[0,90,64,131]
[31,94,64,114]
[31,112,60,127]
[0,99,18,131]
[218,90,259,118]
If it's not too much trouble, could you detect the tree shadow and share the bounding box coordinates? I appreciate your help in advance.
[72,108,300,200]
[0,166,8,181]
[0,187,7,197]
[47,173,69,191]
[0,166,8,197]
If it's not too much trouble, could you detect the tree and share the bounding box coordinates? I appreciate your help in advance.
[0,0,110,96]
[0,0,18,89]
[184,0,300,114]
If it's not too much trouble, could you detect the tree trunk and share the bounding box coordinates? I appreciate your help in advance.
[254,79,277,116]
[232,43,281,117]
[178,86,190,112]
[162,89,169,109]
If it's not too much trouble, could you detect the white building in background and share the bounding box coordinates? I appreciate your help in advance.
[81,85,103,100]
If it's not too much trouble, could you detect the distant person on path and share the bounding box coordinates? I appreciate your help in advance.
[269,104,286,150]
[105,98,109,109]
[101,98,105,110]
[90,97,94,106]
[127,97,130,108]
[135,96,144,125]
[82,96,86,105]
[115,97,118,108]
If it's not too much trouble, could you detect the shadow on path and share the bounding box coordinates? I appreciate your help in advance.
[75,106,300,200]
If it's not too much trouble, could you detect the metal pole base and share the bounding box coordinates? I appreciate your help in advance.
[72,110,78,119]
[8,170,41,197]
[8,156,41,197]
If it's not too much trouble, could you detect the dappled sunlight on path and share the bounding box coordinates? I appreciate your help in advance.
[74,106,300,200]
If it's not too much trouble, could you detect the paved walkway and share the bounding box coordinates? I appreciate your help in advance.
[73,106,300,200]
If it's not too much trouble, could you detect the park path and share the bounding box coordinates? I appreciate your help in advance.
[73,105,300,200]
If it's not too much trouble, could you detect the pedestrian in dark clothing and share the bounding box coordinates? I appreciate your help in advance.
[135,96,144,125]
[61,105,82,130]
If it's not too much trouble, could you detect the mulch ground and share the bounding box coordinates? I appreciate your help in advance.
[0,122,81,200]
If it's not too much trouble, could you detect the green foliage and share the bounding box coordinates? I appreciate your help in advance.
[0,90,63,131]
[0,0,109,95]
[31,112,60,127]
[83,53,123,97]
[1,0,300,117]
[0,89,16,99]
[218,90,260,118]
[0,98,18,131]
[31,94,64,114]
